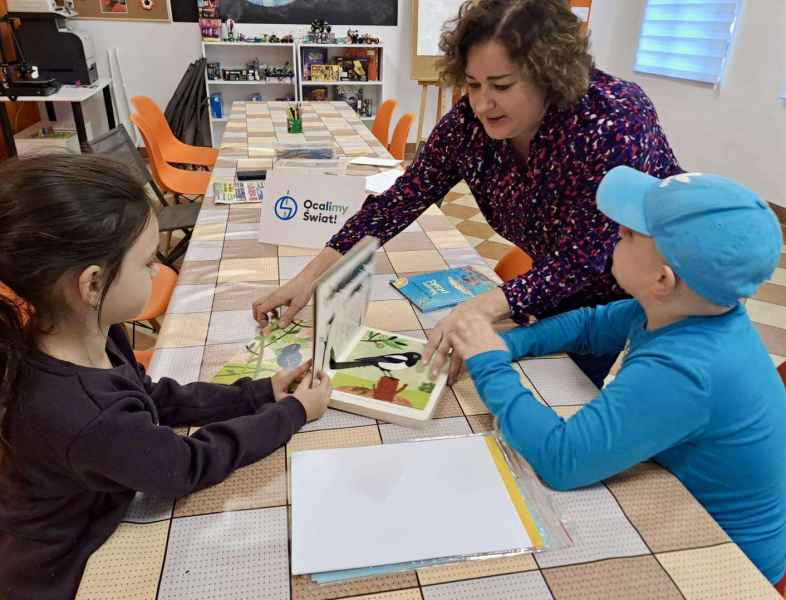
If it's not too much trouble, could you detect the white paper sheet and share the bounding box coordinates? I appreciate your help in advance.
[366,169,405,194]
[416,0,466,56]
[291,435,532,574]
[350,156,402,167]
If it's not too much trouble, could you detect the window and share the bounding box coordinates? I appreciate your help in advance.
[635,0,741,85]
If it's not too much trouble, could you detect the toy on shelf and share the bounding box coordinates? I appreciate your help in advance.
[307,19,335,44]
[345,28,380,45]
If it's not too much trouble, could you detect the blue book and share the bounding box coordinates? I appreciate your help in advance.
[390,266,497,313]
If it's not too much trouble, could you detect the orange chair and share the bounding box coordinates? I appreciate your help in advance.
[131,96,218,168]
[130,113,211,201]
[0,282,30,325]
[128,264,178,347]
[371,99,398,148]
[389,113,415,161]
[494,246,534,283]
[133,350,154,370]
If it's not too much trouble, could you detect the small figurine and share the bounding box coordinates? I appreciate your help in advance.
[225,18,236,42]
[280,33,294,44]
[269,34,280,43]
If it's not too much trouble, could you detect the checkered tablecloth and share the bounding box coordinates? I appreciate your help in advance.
[74,102,779,600]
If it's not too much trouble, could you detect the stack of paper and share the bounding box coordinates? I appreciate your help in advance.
[291,434,545,583]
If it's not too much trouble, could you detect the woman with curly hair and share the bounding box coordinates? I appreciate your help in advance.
[253,0,682,388]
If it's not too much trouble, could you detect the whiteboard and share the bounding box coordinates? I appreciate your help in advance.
[291,435,533,574]
[416,0,464,56]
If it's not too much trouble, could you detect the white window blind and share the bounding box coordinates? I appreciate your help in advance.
[635,0,740,85]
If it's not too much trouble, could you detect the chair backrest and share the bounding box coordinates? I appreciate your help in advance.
[494,246,534,283]
[131,96,179,148]
[129,113,180,196]
[389,113,414,161]
[0,282,30,326]
[372,99,398,148]
[86,124,168,207]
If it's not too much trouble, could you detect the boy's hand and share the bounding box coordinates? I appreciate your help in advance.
[271,360,312,401]
[449,314,508,361]
[292,370,332,422]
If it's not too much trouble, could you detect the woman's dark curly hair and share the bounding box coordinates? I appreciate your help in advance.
[437,0,594,110]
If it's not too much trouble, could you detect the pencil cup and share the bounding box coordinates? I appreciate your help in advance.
[287,118,303,134]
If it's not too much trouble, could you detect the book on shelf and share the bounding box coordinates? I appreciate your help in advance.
[344,47,380,81]
[301,47,328,80]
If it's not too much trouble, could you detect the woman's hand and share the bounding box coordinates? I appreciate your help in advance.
[271,360,312,401]
[422,287,510,384]
[449,313,508,361]
[252,277,313,328]
[252,248,341,328]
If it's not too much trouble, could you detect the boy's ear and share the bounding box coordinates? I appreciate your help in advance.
[76,265,105,310]
[652,264,678,301]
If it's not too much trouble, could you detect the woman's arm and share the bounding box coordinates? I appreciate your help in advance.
[326,101,471,253]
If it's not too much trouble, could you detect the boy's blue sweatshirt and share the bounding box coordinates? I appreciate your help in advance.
[466,300,786,583]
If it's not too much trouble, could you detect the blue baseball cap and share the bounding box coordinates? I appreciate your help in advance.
[597,167,782,306]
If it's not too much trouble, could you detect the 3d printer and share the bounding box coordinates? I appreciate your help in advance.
[7,0,97,86]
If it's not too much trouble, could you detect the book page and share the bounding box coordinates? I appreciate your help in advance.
[312,238,377,378]
[327,327,438,410]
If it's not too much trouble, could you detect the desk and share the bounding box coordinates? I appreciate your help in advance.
[72,102,779,599]
[0,77,115,156]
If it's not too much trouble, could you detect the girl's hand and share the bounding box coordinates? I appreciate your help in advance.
[293,370,332,422]
[271,360,312,401]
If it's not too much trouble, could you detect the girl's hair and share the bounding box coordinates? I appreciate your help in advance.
[0,154,153,429]
[438,0,594,110]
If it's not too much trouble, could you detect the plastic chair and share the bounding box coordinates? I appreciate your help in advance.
[0,282,30,325]
[371,99,398,148]
[133,350,154,370]
[494,246,534,283]
[130,113,211,201]
[389,113,415,161]
[87,125,200,269]
[128,264,178,348]
[131,96,218,168]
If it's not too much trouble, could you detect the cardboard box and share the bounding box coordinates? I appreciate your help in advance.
[13,121,81,155]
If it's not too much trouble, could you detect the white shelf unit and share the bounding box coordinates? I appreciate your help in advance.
[296,43,383,125]
[202,41,298,146]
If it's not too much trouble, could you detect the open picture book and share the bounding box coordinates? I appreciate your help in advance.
[212,237,447,427]
[311,236,448,426]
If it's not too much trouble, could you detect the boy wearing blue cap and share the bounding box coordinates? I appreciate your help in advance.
[450,168,786,585]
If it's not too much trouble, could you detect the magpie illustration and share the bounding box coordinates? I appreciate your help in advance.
[329,348,421,377]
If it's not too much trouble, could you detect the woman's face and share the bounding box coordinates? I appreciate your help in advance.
[465,40,547,142]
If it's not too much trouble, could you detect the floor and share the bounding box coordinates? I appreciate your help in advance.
[140,181,786,371]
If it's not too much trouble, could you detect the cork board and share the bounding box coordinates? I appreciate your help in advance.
[73,0,170,22]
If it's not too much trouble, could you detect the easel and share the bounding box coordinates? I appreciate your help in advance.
[416,80,463,144]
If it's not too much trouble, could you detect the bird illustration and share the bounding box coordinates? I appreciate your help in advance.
[329,348,421,377]
[276,344,303,369]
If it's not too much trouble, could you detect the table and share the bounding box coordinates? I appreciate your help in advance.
[73,102,779,599]
[0,77,115,156]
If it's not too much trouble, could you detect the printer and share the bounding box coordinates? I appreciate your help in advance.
[7,0,98,85]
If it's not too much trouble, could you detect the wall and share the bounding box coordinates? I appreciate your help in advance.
[63,0,444,144]
[588,0,786,207]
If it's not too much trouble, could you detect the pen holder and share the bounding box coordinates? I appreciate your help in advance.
[287,118,303,134]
